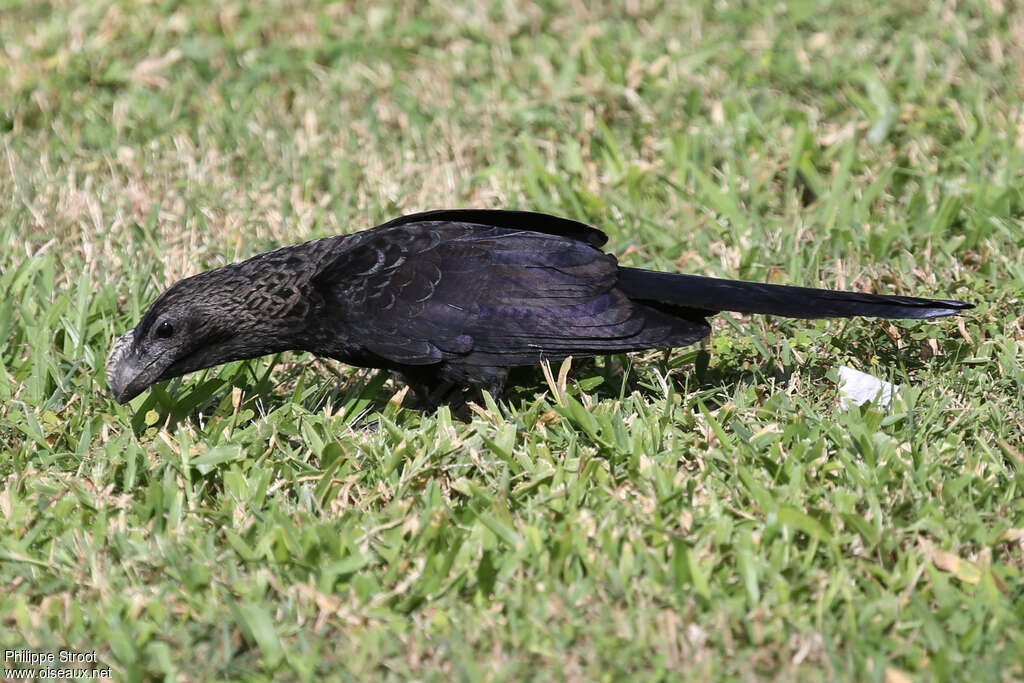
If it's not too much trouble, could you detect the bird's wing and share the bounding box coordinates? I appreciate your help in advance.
[377,209,609,248]
[312,221,706,366]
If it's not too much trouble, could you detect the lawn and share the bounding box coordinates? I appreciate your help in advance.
[2,0,1022,679]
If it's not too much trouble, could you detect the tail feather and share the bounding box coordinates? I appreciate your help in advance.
[618,268,973,320]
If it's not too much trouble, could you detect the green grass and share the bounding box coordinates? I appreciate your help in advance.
[2,0,1023,679]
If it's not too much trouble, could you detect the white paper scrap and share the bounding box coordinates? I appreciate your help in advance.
[838,366,898,409]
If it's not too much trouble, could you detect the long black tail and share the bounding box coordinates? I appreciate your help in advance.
[618,267,973,320]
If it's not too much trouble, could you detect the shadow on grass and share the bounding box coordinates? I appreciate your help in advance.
[127,354,394,436]
[123,326,974,435]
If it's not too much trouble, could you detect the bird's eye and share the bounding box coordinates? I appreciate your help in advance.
[155,321,174,339]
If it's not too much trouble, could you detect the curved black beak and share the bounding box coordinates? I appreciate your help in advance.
[107,329,152,404]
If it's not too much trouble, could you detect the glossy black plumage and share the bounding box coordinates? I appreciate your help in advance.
[107,209,972,405]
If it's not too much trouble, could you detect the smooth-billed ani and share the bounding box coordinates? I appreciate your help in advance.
[107,209,972,406]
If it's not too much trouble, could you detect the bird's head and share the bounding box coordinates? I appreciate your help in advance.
[107,263,310,404]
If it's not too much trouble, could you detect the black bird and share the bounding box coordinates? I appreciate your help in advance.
[107,209,972,406]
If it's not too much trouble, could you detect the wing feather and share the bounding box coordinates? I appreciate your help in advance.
[312,220,708,367]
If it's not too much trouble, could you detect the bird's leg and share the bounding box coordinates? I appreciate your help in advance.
[401,377,457,410]
[467,366,509,407]
[399,365,509,412]
[397,366,463,410]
